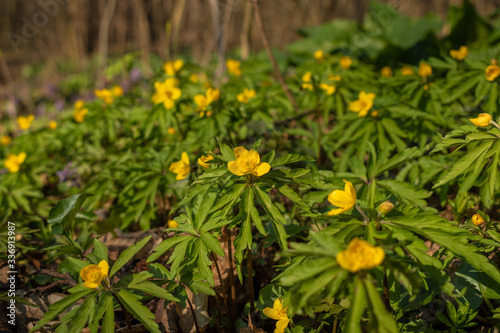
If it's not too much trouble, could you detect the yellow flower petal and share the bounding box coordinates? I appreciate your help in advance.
[228,161,244,176]
[98,260,109,277]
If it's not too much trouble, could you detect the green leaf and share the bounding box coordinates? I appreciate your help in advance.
[209,183,247,213]
[271,153,315,167]
[110,236,151,277]
[444,75,482,103]
[115,289,161,333]
[253,186,288,250]
[68,292,97,332]
[89,292,113,333]
[200,232,225,257]
[147,235,191,263]
[433,140,494,188]
[29,289,96,332]
[364,280,399,333]
[218,141,235,162]
[378,179,431,207]
[129,280,180,302]
[93,239,108,263]
[345,276,366,333]
[47,193,93,232]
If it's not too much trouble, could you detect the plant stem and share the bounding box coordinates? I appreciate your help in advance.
[226,226,236,331]
[355,205,369,224]
[252,0,298,112]
[246,247,255,329]
[211,252,230,322]
[186,294,201,333]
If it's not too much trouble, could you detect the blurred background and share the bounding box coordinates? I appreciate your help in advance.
[0,0,499,116]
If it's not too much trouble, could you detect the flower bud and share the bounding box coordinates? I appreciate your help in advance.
[470,113,492,127]
[472,214,484,226]
[378,201,394,215]
[167,219,178,228]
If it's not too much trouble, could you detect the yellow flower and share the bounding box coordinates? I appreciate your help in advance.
[74,99,85,110]
[167,219,179,228]
[470,113,492,127]
[228,146,270,177]
[327,180,356,215]
[485,64,500,81]
[328,74,341,81]
[418,62,432,78]
[17,115,34,130]
[301,71,313,90]
[49,121,57,130]
[4,153,26,173]
[319,83,336,95]
[349,91,375,117]
[314,49,324,60]
[194,94,211,112]
[371,110,379,117]
[168,127,176,135]
[401,66,414,76]
[226,59,242,76]
[1,135,11,146]
[80,260,109,289]
[340,56,352,69]
[112,85,124,97]
[337,238,385,273]
[152,78,182,109]
[95,89,114,104]
[263,298,290,333]
[378,201,394,214]
[198,152,214,168]
[169,152,191,180]
[472,214,485,226]
[190,73,199,83]
[164,59,184,76]
[207,88,220,102]
[381,66,392,78]
[450,46,468,60]
[74,108,89,123]
[237,88,256,103]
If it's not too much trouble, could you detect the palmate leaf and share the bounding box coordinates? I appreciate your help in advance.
[88,292,113,333]
[67,292,97,332]
[271,153,315,167]
[128,280,179,302]
[115,289,161,333]
[147,235,191,263]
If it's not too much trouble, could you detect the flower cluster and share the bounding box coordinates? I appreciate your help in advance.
[237,88,256,104]
[194,88,220,117]
[4,153,26,173]
[74,99,88,123]
[164,59,184,76]
[226,59,242,76]
[17,115,34,130]
[95,86,123,105]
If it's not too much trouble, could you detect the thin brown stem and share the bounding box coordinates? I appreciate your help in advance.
[187,295,201,333]
[252,0,298,112]
[211,252,230,321]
